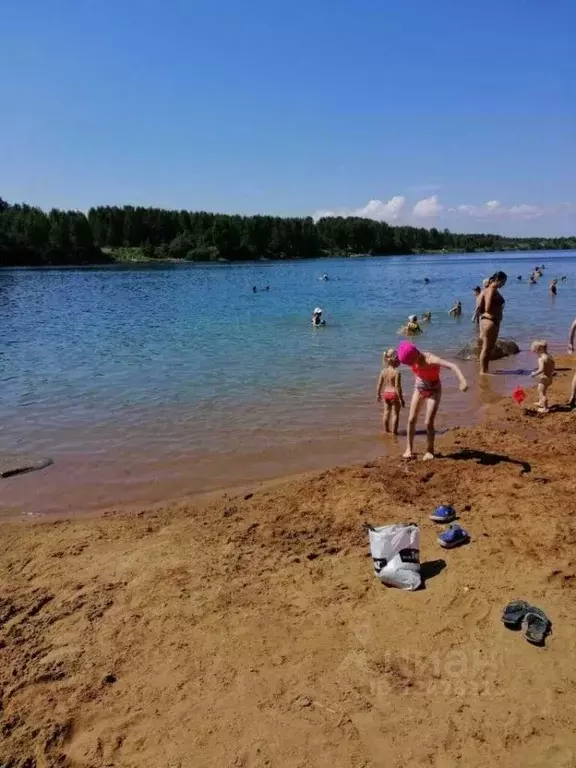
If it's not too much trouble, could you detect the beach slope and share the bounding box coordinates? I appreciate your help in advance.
[1,362,576,768]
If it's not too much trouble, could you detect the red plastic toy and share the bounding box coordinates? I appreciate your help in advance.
[512,386,526,405]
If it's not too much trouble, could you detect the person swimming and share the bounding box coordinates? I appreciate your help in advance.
[421,311,432,323]
[449,300,462,317]
[311,307,325,326]
[400,315,422,336]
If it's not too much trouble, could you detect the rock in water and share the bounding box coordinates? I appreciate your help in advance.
[456,338,520,361]
[0,455,53,478]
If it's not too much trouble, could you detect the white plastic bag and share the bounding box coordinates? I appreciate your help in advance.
[366,523,421,591]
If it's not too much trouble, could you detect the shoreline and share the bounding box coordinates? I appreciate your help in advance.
[2,246,576,268]
[1,358,575,767]
[0,345,569,522]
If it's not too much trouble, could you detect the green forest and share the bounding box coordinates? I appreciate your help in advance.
[1,196,575,266]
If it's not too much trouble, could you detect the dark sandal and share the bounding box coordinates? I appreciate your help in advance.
[525,607,551,646]
[501,600,530,629]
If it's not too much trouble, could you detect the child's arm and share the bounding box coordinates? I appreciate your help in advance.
[569,319,576,353]
[376,371,384,402]
[427,354,468,392]
[531,357,545,378]
[396,370,405,407]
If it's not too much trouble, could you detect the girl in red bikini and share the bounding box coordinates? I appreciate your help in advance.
[397,341,468,460]
[377,349,405,434]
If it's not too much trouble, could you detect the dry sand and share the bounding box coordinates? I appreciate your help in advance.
[1,360,576,768]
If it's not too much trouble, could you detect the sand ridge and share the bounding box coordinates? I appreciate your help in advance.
[1,360,576,767]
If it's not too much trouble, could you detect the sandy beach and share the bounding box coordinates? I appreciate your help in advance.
[1,359,576,768]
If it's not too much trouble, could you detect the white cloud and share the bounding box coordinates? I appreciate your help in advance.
[313,195,406,223]
[412,195,443,218]
[314,195,574,226]
[452,200,544,220]
[360,196,406,221]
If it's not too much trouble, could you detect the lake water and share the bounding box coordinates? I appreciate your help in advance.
[0,252,574,518]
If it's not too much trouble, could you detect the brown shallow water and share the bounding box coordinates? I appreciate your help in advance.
[0,351,544,520]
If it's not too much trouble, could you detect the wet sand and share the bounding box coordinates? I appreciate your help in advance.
[1,358,576,767]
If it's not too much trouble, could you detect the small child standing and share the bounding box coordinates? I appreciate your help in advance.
[377,349,405,434]
[530,340,555,412]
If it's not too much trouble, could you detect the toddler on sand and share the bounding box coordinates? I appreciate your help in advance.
[397,341,468,460]
[377,349,405,434]
[530,340,555,412]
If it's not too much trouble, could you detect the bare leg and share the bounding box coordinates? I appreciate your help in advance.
[383,402,391,433]
[391,401,400,435]
[537,382,549,412]
[569,374,576,407]
[423,390,441,460]
[404,391,423,458]
[479,319,499,375]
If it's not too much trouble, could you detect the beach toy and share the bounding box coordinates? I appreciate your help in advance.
[437,524,469,549]
[429,505,456,523]
[512,386,526,405]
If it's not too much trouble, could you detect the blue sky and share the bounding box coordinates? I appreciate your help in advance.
[1,0,575,235]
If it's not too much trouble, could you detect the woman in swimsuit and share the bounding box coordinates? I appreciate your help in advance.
[397,341,468,460]
[376,349,405,434]
[478,271,507,375]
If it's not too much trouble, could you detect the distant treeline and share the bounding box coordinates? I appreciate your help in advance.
[1,196,575,266]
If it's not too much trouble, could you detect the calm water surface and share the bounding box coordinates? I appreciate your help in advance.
[0,252,574,517]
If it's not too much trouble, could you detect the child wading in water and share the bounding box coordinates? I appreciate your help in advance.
[397,341,468,460]
[377,349,405,434]
[530,340,555,412]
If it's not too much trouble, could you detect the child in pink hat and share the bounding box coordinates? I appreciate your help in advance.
[396,342,468,460]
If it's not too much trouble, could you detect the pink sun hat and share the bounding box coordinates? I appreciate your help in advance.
[397,341,420,365]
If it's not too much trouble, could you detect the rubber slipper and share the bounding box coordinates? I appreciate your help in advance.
[501,600,530,629]
[438,524,469,549]
[430,505,456,523]
[525,607,551,646]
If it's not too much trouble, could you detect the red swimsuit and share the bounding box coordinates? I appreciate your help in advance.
[412,362,441,398]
